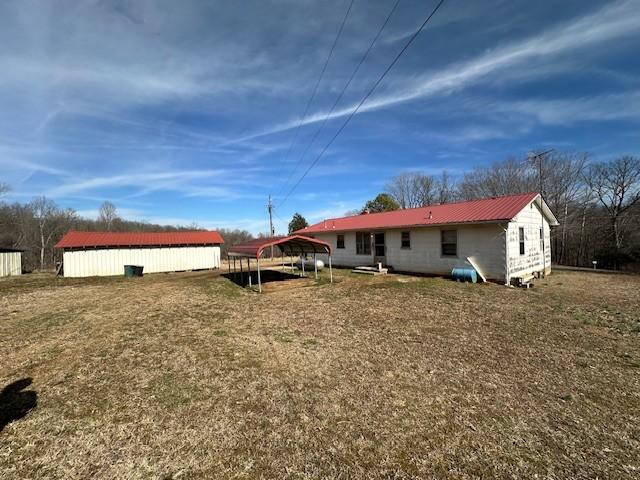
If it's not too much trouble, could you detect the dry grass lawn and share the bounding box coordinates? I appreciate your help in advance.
[1,268,639,479]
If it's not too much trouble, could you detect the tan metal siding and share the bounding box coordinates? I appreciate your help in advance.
[62,246,221,277]
[0,252,22,277]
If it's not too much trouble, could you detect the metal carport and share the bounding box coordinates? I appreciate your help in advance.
[227,235,332,292]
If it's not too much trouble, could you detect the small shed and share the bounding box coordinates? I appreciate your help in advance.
[228,235,332,292]
[55,230,224,277]
[0,247,22,277]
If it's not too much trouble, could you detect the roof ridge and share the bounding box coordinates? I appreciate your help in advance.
[316,191,539,223]
[298,192,544,234]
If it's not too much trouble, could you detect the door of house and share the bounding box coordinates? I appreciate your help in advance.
[373,232,386,265]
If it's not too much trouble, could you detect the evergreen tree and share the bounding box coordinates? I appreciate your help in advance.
[288,213,309,234]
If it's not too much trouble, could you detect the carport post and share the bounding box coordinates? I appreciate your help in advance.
[302,255,305,278]
[257,258,262,293]
[240,257,243,286]
[248,258,252,287]
[314,252,318,279]
[329,255,333,283]
[282,251,285,272]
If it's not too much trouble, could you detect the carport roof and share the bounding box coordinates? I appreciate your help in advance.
[228,235,331,259]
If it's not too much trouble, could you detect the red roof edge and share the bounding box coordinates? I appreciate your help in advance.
[296,192,548,234]
[55,230,225,249]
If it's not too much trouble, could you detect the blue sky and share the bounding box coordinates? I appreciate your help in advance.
[1,0,639,234]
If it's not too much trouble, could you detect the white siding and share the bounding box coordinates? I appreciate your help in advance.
[62,246,221,277]
[507,201,552,279]
[314,223,507,281]
[0,252,22,277]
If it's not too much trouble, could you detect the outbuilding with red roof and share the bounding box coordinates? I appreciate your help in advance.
[55,230,224,277]
[296,192,559,284]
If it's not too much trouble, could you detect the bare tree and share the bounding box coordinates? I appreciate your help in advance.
[98,201,119,231]
[386,172,437,208]
[386,173,412,209]
[0,183,9,197]
[444,151,633,267]
[29,197,77,271]
[436,171,455,204]
[30,196,59,270]
[540,152,587,263]
[584,156,640,252]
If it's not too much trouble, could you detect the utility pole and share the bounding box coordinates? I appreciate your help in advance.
[528,148,554,276]
[267,195,274,259]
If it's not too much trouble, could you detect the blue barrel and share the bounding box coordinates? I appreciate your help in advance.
[451,267,478,283]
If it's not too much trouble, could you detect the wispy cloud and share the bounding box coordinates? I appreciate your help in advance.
[47,170,227,198]
[1,1,637,232]
[222,0,640,145]
[505,91,640,125]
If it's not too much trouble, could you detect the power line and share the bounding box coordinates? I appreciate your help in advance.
[276,0,402,199]
[273,210,287,226]
[277,0,447,209]
[272,0,355,197]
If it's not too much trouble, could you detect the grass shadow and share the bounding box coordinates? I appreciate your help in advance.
[222,269,302,288]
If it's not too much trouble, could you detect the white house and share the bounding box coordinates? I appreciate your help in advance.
[55,231,224,278]
[0,247,22,277]
[296,192,559,284]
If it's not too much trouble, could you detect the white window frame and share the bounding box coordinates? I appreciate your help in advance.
[441,229,457,257]
[401,231,411,249]
[356,232,371,255]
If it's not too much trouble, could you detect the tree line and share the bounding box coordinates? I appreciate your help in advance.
[2,151,639,272]
[354,153,640,271]
[0,192,249,271]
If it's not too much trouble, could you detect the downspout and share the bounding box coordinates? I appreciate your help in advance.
[502,223,511,286]
[540,197,547,277]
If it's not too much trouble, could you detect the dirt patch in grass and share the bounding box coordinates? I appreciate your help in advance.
[1,269,639,478]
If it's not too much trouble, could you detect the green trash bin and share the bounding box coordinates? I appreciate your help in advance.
[124,265,144,277]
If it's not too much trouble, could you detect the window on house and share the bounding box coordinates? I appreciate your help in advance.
[441,229,457,256]
[356,232,371,255]
[337,234,345,249]
[539,227,543,251]
[401,231,411,249]
[519,227,525,255]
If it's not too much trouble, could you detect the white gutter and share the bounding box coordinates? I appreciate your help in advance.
[502,223,511,286]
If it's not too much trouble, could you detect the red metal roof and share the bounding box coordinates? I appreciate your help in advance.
[228,235,331,259]
[55,230,224,249]
[298,192,546,234]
